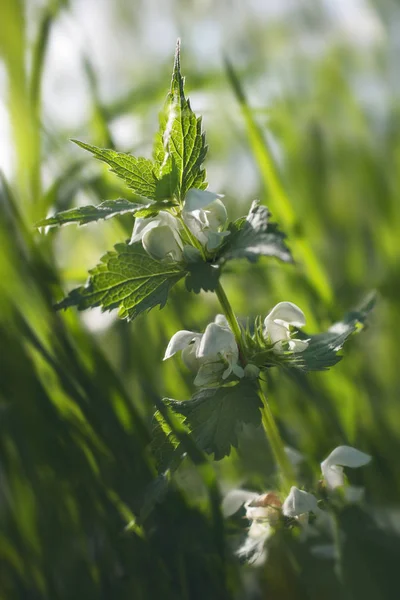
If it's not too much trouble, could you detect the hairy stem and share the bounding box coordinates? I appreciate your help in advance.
[257,384,295,495]
[215,279,295,494]
[215,282,246,362]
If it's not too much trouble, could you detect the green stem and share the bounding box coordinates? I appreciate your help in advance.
[257,384,295,495]
[214,280,295,495]
[215,282,246,363]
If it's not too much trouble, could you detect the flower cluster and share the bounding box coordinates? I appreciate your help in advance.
[164,301,309,386]
[164,314,244,386]
[263,301,309,354]
[223,445,371,565]
[130,188,229,261]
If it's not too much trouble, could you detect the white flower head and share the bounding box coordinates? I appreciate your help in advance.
[130,211,183,261]
[321,445,371,490]
[222,489,281,567]
[222,489,281,521]
[264,301,309,354]
[164,330,202,372]
[183,188,230,251]
[221,489,259,518]
[163,315,244,386]
[282,486,319,518]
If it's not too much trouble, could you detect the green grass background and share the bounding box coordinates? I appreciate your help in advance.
[1,0,400,598]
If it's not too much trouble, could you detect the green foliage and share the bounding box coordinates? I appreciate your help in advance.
[163,380,262,460]
[247,294,375,372]
[218,201,292,264]
[72,140,160,199]
[185,260,221,293]
[35,198,142,227]
[291,293,376,372]
[154,40,208,200]
[3,5,400,598]
[57,242,185,320]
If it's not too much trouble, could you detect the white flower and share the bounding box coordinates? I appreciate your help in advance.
[237,520,271,566]
[321,445,371,490]
[222,489,281,567]
[182,188,230,251]
[282,486,319,518]
[164,315,244,386]
[130,211,183,261]
[221,489,259,517]
[263,301,309,354]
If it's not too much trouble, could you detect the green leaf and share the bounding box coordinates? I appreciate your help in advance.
[150,409,183,473]
[73,140,158,199]
[248,294,376,372]
[153,154,180,200]
[56,242,185,321]
[185,261,221,293]
[35,199,142,228]
[154,41,208,200]
[218,200,293,264]
[163,380,262,460]
[282,294,376,372]
[291,294,376,372]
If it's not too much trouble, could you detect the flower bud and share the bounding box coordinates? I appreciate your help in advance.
[142,225,183,261]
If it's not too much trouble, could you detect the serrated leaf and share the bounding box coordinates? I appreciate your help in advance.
[56,242,185,321]
[73,140,158,199]
[218,200,292,264]
[153,154,180,200]
[291,295,375,372]
[163,380,262,460]
[154,41,208,200]
[35,199,142,228]
[185,261,221,293]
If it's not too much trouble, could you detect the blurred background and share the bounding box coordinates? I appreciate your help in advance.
[1,0,400,598]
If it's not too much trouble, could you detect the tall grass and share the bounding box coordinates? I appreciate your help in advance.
[1,1,400,598]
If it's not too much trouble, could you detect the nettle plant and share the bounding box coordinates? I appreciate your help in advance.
[38,42,374,565]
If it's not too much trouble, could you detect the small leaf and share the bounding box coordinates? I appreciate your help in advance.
[73,140,158,199]
[185,261,221,293]
[35,199,142,228]
[154,41,208,200]
[163,380,262,460]
[218,200,292,264]
[56,242,185,321]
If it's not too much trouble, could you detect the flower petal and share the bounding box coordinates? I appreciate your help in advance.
[288,338,309,353]
[142,225,183,261]
[214,314,230,328]
[197,323,237,359]
[265,302,306,328]
[221,489,259,517]
[163,330,200,360]
[130,217,159,244]
[206,230,230,251]
[183,188,224,212]
[282,486,319,517]
[193,361,225,386]
[321,445,371,489]
[264,320,290,345]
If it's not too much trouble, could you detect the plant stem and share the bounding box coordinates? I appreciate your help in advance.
[214,279,295,495]
[215,282,246,363]
[257,384,295,495]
